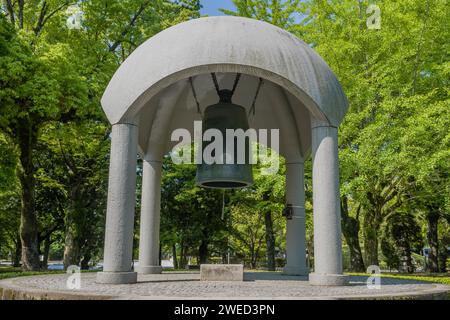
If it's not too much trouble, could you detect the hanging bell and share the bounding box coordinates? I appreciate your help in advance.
[196,90,254,189]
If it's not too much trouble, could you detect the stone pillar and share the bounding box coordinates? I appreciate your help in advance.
[309,124,348,286]
[283,161,308,275]
[137,160,163,274]
[97,123,138,284]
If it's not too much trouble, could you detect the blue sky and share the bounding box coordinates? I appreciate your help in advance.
[200,1,304,23]
[200,0,236,16]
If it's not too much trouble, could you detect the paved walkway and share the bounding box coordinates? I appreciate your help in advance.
[1,272,449,300]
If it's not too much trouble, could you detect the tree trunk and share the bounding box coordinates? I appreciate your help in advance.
[179,241,187,269]
[341,198,365,272]
[63,227,80,269]
[63,186,81,269]
[363,211,380,267]
[41,237,51,270]
[426,212,439,273]
[221,249,228,264]
[307,237,314,270]
[198,222,210,264]
[12,234,21,267]
[438,246,447,273]
[264,211,276,271]
[63,207,80,270]
[80,252,91,270]
[405,246,414,273]
[182,246,188,269]
[18,0,24,29]
[172,244,178,269]
[398,244,414,273]
[364,234,379,267]
[251,255,257,269]
[250,242,257,269]
[198,239,208,264]
[18,120,40,271]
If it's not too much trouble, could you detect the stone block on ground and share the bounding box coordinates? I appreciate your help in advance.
[200,264,244,281]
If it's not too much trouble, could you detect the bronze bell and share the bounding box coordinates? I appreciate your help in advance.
[196,90,254,189]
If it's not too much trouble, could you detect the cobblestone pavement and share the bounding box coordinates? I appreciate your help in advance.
[1,272,449,300]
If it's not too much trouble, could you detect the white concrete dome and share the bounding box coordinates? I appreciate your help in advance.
[101,16,348,161]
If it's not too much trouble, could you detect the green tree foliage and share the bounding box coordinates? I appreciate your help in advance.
[36,121,110,269]
[0,9,89,269]
[228,153,286,269]
[0,0,448,274]
[0,0,200,270]
[222,0,449,272]
[286,0,449,271]
[221,0,301,28]
[160,157,227,267]
[381,211,423,272]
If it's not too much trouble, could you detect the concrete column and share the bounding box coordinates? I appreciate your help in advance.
[137,160,163,274]
[283,161,308,276]
[97,123,138,284]
[309,124,348,286]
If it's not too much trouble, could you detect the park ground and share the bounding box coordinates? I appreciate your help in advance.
[1,265,449,286]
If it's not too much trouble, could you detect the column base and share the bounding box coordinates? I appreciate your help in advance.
[283,266,309,276]
[96,271,137,284]
[309,273,348,286]
[136,265,162,274]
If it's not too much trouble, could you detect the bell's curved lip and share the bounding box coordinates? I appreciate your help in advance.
[196,178,253,189]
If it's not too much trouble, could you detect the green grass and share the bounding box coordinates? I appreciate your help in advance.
[346,272,450,286]
[0,267,63,280]
[0,266,96,280]
[161,268,450,286]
